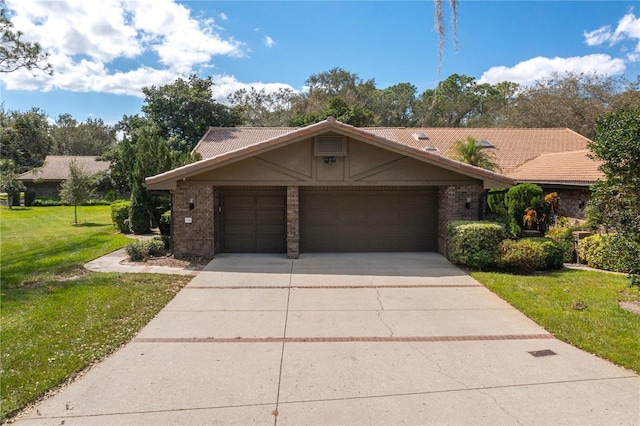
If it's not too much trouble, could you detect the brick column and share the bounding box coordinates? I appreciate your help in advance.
[286,186,300,259]
[172,183,215,259]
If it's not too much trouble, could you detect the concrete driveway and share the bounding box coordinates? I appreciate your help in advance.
[15,253,640,425]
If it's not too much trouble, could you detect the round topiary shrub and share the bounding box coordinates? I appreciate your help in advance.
[110,201,131,233]
[496,237,564,272]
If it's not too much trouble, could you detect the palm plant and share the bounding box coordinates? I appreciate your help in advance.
[451,136,499,171]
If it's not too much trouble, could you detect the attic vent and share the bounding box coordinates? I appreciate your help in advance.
[423,146,438,152]
[315,136,347,156]
[413,132,429,140]
[476,139,495,148]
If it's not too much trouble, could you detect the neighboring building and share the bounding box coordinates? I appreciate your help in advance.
[146,119,600,259]
[508,150,603,219]
[18,155,110,198]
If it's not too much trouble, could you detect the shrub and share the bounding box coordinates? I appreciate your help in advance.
[504,183,543,236]
[24,190,36,207]
[496,238,564,272]
[111,201,131,233]
[447,221,506,270]
[545,217,576,263]
[31,197,63,206]
[158,210,171,236]
[577,234,631,272]
[125,238,166,261]
[129,197,151,234]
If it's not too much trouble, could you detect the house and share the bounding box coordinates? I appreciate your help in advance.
[508,149,603,218]
[145,118,599,259]
[18,155,111,198]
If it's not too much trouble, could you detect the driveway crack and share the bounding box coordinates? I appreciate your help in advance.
[375,288,394,337]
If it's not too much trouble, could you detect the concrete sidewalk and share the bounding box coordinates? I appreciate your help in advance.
[15,253,640,425]
[84,248,200,275]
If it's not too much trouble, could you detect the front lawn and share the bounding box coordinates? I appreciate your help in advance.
[473,269,640,373]
[0,206,192,420]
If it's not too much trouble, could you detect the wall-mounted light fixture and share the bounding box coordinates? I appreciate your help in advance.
[578,200,585,210]
[324,156,336,164]
[465,197,471,210]
[189,198,195,210]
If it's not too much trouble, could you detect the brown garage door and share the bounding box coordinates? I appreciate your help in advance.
[300,188,438,252]
[220,188,286,253]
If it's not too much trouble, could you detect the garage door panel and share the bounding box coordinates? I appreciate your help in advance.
[301,189,437,253]
[221,189,286,253]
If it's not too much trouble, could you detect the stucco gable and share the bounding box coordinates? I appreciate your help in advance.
[146,118,513,190]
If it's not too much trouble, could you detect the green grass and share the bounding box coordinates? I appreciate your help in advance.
[473,269,640,373]
[0,206,192,420]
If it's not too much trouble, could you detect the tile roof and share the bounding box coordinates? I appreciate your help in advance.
[147,118,513,190]
[18,156,110,182]
[508,150,604,185]
[193,126,594,180]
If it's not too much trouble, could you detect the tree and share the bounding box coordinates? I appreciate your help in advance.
[288,97,374,127]
[0,1,51,74]
[587,108,640,287]
[450,136,498,171]
[504,72,638,139]
[0,160,24,209]
[290,68,378,122]
[51,114,116,156]
[228,87,298,126]
[141,75,242,152]
[0,107,53,173]
[59,159,93,224]
[372,83,418,127]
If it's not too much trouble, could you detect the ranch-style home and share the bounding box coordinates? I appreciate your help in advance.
[18,155,111,198]
[145,117,601,260]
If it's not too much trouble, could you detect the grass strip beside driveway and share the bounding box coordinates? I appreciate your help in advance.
[473,269,640,374]
[0,206,192,420]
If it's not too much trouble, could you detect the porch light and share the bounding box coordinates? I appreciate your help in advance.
[465,197,471,209]
[578,200,585,209]
[189,198,195,210]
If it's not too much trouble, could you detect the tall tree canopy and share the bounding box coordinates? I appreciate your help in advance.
[0,0,51,74]
[141,75,242,152]
[0,107,53,173]
[51,114,117,156]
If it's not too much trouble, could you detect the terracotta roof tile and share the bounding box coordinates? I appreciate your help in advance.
[508,150,604,185]
[18,156,110,182]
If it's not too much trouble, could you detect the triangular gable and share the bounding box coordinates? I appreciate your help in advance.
[146,118,513,190]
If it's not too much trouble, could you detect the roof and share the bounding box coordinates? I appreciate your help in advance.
[508,150,604,185]
[147,118,513,190]
[18,156,111,182]
[193,126,593,176]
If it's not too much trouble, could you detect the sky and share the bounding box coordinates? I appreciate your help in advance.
[1,0,639,125]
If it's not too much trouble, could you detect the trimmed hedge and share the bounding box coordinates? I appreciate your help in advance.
[447,221,506,270]
[158,210,171,236]
[577,234,634,273]
[496,237,564,272]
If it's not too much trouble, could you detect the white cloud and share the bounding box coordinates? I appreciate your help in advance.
[218,12,228,21]
[0,0,245,96]
[210,75,296,104]
[264,36,275,48]
[584,11,640,61]
[479,54,627,86]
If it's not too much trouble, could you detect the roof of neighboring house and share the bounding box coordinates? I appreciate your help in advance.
[193,126,593,176]
[18,156,111,182]
[508,150,604,186]
[147,118,513,190]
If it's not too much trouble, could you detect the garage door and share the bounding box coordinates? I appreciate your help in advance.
[300,188,438,252]
[220,188,286,253]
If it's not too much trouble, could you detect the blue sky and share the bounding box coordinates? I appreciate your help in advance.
[1,1,639,125]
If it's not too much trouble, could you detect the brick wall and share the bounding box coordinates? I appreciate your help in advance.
[172,183,215,259]
[437,185,485,255]
[550,188,590,220]
[286,186,300,259]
